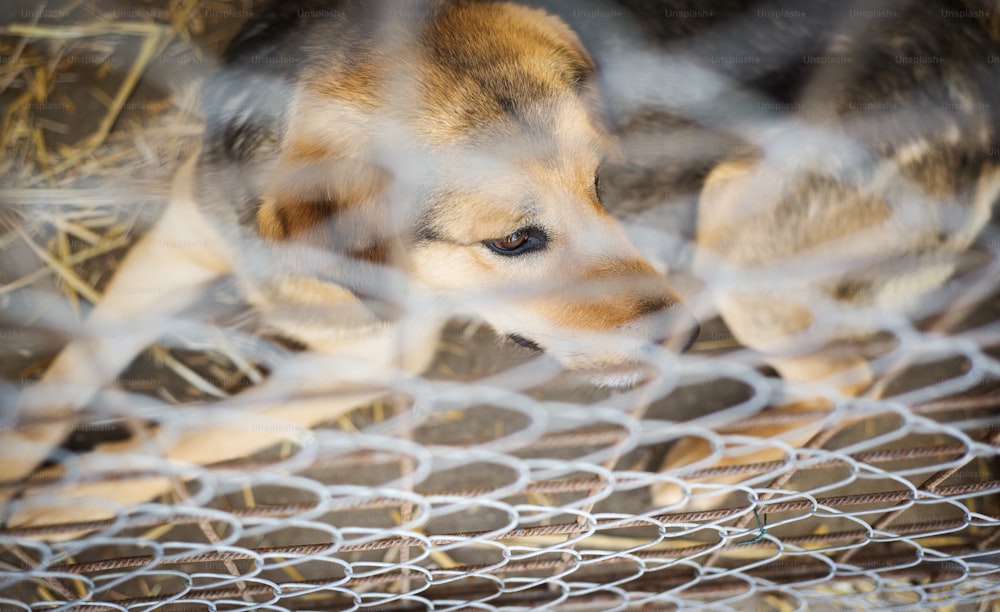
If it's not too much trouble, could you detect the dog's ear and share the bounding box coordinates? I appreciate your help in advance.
[546,19,596,92]
[537,11,621,159]
[252,141,407,322]
[541,14,600,101]
[255,144,396,265]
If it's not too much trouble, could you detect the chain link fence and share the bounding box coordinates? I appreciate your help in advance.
[1,0,1000,610]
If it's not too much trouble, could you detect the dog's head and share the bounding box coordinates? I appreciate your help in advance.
[217,1,698,386]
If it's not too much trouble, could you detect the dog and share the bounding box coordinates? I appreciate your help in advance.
[1,0,699,532]
[643,0,1000,507]
[5,0,998,532]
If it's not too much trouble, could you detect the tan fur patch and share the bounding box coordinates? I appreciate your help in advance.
[242,0,691,367]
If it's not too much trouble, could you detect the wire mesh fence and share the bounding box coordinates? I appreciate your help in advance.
[1,0,1000,610]
[2,342,1000,610]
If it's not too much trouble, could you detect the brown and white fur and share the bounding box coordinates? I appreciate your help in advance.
[645,0,1000,507]
[1,0,698,532]
[5,0,1000,530]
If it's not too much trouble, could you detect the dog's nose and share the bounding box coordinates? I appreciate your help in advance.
[676,319,701,352]
[639,297,700,353]
[651,312,700,353]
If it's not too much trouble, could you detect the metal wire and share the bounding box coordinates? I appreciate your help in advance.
[2,1,1000,610]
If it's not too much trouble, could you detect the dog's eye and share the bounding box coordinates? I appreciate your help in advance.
[494,231,527,250]
[485,227,547,256]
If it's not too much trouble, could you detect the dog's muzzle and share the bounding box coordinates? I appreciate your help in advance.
[634,297,700,354]
[661,309,701,353]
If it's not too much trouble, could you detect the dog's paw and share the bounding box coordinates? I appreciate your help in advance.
[651,398,835,511]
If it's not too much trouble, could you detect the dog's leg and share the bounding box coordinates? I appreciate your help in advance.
[5,301,439,536]
[1,155,232,489]
[651,350,872,509]
[4,385,389,536]
[2,331,433,536]
[652,157,878,509]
